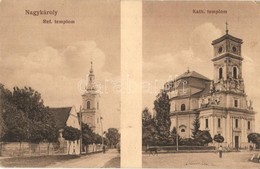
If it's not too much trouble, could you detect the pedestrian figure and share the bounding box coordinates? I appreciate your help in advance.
[219,145,222,158]
[102,145,106,154]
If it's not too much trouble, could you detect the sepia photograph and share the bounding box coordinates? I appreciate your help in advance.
[0,0,120,167]
[142,1,260,168]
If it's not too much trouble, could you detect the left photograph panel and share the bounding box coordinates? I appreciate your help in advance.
[0,0,120,167]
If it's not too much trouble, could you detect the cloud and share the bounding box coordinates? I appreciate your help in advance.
[144,22,222,82]
[0,40,120,130]
[143,22,223,110]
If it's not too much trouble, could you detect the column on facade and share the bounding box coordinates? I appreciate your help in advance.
[200,116,204,130]
[241,118,245,143]
[188,114,191,138]
[253,118,255,134]
[210,115,214,137]
[226,113,230,146]
[213,115,216,136]
[222,116,226,142]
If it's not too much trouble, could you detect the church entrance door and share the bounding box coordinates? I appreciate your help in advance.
[235,136,239,149]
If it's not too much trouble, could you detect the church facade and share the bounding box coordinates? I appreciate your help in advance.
[163,28,256,149]
[80,62,103,136]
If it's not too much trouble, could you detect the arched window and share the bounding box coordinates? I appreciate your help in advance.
[233,66,238,79]
[219,67,223,79]
[181,104,186,111]
[87,101,91,109]
[181,129,185,132]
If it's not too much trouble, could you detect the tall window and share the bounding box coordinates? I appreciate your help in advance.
[248,121,251,130]
[233,66,238,79]
[235,119,239,128]
[97,102,99,110]
[219,67,223,79]
[205,119,209,128]
[181,104,186,111]
[87,101,91,109]
[218,118,221,128]
[234,99,238,108]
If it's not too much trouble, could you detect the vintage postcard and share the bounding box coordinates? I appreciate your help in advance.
[1,0,260,168]
[142,1,260,168]
[0,0,120,168]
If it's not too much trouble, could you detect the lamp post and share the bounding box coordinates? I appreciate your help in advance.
[176,111,179,152]
[100,116,104,146]
[174,75,179,152]
[79,106,83,154]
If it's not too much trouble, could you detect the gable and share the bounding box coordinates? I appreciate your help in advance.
[48,107,72,129]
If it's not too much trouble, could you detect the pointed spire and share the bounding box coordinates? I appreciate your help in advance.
[86,60,96,92]
[225,21,229,34]
[90,61,93,73]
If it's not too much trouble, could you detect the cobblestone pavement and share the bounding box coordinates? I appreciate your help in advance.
[48,149,119,168]
[143,151,260,168]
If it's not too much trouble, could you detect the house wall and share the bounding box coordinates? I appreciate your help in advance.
[65,106,81,155]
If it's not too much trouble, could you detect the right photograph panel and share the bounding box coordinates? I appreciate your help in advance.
[142,1,260,168]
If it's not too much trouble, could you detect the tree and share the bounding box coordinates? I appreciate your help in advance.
[195,130,212,145]
[248,133,260,144]
[142,108,159,146]
[191,113,200,138]
[82,123,95,145]
[62,126,81,154]
[170,127,180,145]
[154,91,171,143]
[1,86,58,144]
[213,134,224,144]
[106,128,120,148]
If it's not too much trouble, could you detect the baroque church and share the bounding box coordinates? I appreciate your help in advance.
[80,62,103,136]
[163,26,256,149]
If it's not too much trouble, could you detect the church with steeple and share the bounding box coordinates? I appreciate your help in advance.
[163,23,256,149]
[81,62,102,136]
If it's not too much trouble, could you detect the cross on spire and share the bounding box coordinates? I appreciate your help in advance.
[225,21,229,34]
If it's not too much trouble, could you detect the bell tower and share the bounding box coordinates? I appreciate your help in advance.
[81,61,102,135]
[211,22,244,93]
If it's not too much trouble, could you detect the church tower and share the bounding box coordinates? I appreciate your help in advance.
[81,62,102,135]
[211,22,245,94]
[208,23,255,148]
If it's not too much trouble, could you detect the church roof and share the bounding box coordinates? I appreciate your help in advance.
[212,33,243,45]
[191,82,211,97]
[48,107,72,129]
[177,71,211,81]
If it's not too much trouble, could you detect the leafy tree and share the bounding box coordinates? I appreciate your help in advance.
[213,134,224,143]
[154,91,171,143]
[11,87,48,122]
[195,130,212,145]
[94,133,102,144]
[248,133,260,144]
[82,123,95,145]
[106,128,120,148]
[2,102,28,142]
[63,126,81,154]
[1,86,58,144]
[191,113,200,138]
[0,84,7,141]
[170,127,180,145]
[142,108,159,146]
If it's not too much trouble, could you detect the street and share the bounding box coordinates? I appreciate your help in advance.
[48,149,119,168]
[143,151,260,168]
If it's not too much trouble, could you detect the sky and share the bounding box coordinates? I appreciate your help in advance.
[0,0,120,131]
[143,1,260,132]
